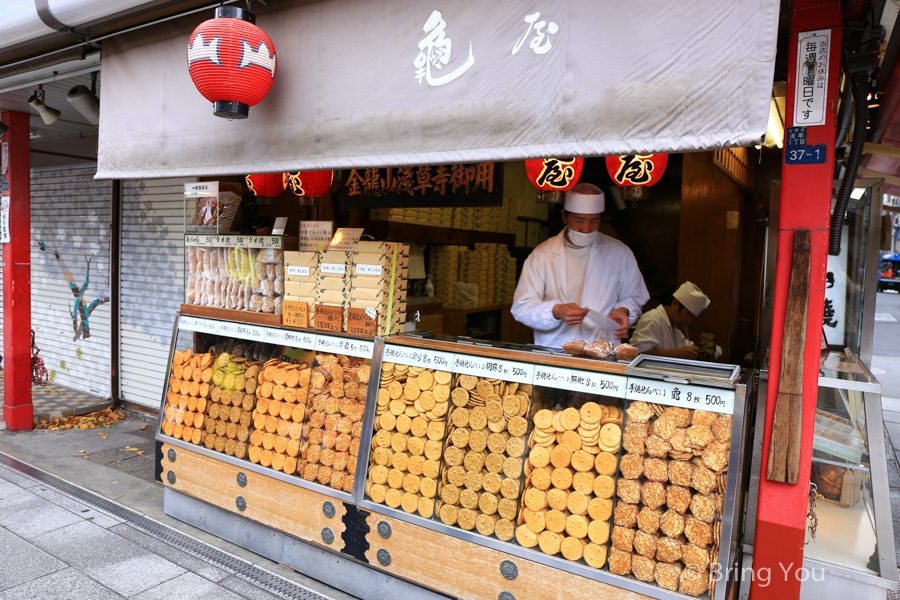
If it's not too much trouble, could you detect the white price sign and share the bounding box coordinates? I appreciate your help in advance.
[178,316,318,350]
[793,29,830,127]
[624,378,734,415]
[355,264,383,277]
[287,265,311,277]
[453,354,534,385]
[383,344,454,371]
[320,263,346,275]
[298,220,333,251]
[184,235,282,249]
[533,365,626,398]
[315,334,374,359]
[184,181,219,198]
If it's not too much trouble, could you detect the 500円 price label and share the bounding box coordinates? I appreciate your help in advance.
[184,235,282,249]
[179,316,318,350]
[383,344,454,370]
[315,334,374,359]
[624,378,734,415]
[453,354,533,385]
[533,365,626,398]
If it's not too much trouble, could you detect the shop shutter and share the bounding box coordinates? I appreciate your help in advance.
[119,178,190,408]
[30,166,113,397]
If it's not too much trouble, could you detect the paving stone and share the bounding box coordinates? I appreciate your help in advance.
[29,485,123,529]
[109,524,229,583]
[883,397,900,414]
[0,527,65,592]
[0,465,42,489]
[32,521,185,597]
[133,572,244,600]
[0,489,83,540]
[0,567,124,600]
[883,410,900,425]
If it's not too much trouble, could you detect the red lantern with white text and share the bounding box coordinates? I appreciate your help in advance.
[283,170,334,197]
[525,157,584,191]
[605,154,668,187]
[246,173,285,197]
[187,6,277,119]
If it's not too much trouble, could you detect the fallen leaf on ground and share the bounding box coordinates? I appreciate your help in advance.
[139,424,149,431]
[34,408,127,431]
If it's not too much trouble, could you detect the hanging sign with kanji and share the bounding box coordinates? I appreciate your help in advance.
[605,154,668,187]
[340,163,502,208]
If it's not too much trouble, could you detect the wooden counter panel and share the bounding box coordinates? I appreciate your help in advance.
[386,335,629,375]
[363,512,650,600]
[161,443,345,550]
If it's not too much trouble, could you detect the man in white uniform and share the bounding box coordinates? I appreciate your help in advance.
[511,183,649,348]
[630,281,710,359]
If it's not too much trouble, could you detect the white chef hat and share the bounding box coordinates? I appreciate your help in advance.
[564,183,605,214]
[673,281,711,316]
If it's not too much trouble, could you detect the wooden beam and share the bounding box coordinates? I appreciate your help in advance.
[864,142,900,159]
[858,167,900,188]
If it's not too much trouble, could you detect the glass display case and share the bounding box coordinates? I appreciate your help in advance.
[804,352,897,583]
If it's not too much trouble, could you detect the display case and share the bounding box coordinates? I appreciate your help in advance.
[158,323,753,600]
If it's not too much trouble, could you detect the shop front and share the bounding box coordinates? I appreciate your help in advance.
[3,0,896,599]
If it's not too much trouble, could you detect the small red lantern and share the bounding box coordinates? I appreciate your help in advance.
[525,157,584,191]
[605,154,668,187]
[246,173,286,196]
[283,170,334,197]
[187,6,277,119]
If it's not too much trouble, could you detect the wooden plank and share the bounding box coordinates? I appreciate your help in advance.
[766,230,810,484]
[364,513,651,600]
[161,444,346,551]
[387,335,629,375]
[179,304,283,327]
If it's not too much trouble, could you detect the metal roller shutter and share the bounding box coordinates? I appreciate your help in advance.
[119,178,191,408]
[30,166,112,397]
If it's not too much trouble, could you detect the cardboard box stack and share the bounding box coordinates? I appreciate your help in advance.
[369,199,514,234]
[349,241,410,335]
[315,249,353,328]
[282,251,319,327]
[429,243,517,308]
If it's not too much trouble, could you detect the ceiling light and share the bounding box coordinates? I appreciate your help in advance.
[851,187,866,200]
[66,72,99,125]
[27,84,60,125]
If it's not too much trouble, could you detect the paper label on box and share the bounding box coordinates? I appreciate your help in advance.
[329,227,364,251]
[298,221,333,251]
[320,263,346,275]
[282,301,309,328]
[287,265,311,277]
[355,264,383,277]
[184,182,219,198]
[533,365,626,398]
[624,378,735,415]
[315,334,374,358]
[453,354,534,385]
[347,307,377,336]
[314,304,343,333]
[383,344,454,371]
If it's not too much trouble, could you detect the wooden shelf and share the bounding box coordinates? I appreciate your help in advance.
[365,221,515,246]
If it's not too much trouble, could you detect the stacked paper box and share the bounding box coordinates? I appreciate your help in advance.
[315,250,352,328]
[349,241,410,335]
[282,251,319,325]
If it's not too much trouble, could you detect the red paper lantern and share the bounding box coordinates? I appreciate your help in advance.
[605,154,668,187]
[246,173,285,196]
[283,170,334,197]
[525,157,584,191]
[187,6,277,119]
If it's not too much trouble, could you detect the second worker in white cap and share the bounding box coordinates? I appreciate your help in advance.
[629,281,711,359]
[511,183,649,348]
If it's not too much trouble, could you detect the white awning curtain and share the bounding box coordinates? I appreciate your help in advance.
[96,0,779,179]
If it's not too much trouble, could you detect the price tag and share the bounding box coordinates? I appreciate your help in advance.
[314,304,343,333]
[453,354,533,385]
[624,378,734,415]
[282,301,309,328]
[184,182,219,198]
[315,334,375,358]
[383,344,455,371]
[320,263,346,275]
[347,307,377,336]
[282,329,317,349]
[355,264,383,277]
[287,265,311,277]
[184,234,282,249]
[533,365,626,398]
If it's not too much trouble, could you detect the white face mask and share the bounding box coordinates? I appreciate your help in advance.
[566,228,597,248]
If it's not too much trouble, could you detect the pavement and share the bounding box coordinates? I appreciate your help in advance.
[0,378,112,425]
[0,414,354,600]
[872,290,900,573]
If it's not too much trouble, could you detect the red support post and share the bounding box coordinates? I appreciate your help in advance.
[751,1,842,597]
[2,110,33,430]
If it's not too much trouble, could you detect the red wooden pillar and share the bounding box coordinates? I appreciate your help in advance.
[1,111,33,430]
[751,1,842,597]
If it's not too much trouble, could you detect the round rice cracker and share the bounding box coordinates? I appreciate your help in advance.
[583,543,608,569]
